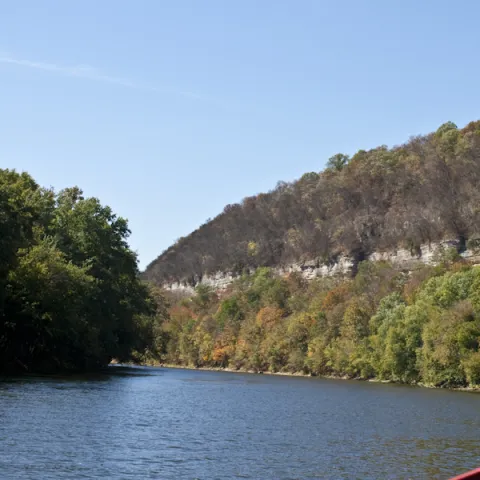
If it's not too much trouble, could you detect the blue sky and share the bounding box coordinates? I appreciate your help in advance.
[2,1,480,269]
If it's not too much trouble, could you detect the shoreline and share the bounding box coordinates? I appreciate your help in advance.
[110,360,480,392]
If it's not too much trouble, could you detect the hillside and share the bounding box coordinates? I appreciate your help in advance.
[157,261,480,388]
[144,121,480,286]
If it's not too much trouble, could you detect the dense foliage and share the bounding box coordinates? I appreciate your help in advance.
[159,257,480,388]
[144,120,480,285]
[0,169,165,374]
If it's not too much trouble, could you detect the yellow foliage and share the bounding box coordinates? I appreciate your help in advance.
[256,307,283,329]
[247,241,258,256]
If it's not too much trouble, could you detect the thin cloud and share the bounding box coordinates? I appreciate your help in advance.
[0,53,206,100]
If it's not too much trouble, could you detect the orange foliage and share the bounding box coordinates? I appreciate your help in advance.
[256,307,284,329]
[211,329,236,366]
[212,346,229,364]
[212,341,235,365]
[321,283,350,310]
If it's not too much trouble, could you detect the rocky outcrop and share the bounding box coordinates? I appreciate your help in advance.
[162,240,480,294]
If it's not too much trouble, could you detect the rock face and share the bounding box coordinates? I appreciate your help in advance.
[162,240,480,294]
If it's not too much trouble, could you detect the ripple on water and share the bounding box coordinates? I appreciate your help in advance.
[1,367,480,479]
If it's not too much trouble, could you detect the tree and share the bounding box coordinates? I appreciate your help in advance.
[4,240,95,371]
[326,153,350,172]
[0,170,159,374]
[435,121,458,137]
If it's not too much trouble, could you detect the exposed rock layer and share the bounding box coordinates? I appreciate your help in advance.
[163,240,480,294]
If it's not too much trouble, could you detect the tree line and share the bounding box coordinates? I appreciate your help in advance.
[5,120,480,379]
[0,169,166,374]
[158,253,480,388]
[144,120,480,285]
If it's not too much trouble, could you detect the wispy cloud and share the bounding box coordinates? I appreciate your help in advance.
[0,53,205,100]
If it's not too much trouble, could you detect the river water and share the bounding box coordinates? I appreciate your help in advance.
[1,366,480,479]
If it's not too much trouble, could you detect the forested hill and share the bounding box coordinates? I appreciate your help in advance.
[144,121,480,285]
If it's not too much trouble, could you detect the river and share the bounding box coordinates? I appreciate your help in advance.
[1,366,479,479]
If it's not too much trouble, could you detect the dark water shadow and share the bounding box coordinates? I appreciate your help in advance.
[0,364,162,386]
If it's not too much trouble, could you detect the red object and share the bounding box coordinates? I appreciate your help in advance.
[450,468,480,480]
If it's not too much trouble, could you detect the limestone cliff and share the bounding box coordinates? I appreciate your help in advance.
[162,239,480,294]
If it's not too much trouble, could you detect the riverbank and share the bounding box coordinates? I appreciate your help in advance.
[110,360,480,392]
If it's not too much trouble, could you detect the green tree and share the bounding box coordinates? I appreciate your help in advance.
[0,170,159,374]
[326,153,350,172]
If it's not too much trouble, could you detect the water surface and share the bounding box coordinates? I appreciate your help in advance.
[1,366,479,479]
